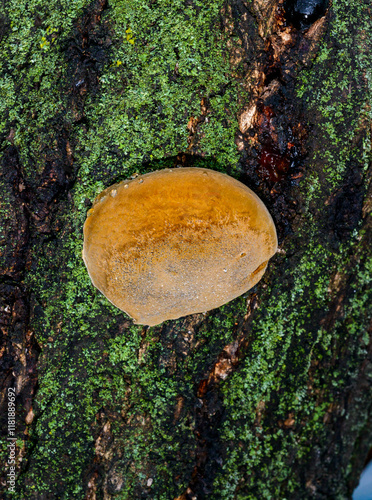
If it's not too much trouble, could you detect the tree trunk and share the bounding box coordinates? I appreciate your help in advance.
[1,0,371,498]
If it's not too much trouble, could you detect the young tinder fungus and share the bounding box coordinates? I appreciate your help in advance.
[83,168,277,326]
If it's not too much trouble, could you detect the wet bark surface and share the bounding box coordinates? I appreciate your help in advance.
[0,0,371,498]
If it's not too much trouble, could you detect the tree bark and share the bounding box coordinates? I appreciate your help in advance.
[0,0,371,498]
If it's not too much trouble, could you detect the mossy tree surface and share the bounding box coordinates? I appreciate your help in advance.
[0,0,371,499]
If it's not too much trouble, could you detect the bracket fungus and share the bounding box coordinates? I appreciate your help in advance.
[83,167,277,326]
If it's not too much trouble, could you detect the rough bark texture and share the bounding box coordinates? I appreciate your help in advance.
[0,0,371,498]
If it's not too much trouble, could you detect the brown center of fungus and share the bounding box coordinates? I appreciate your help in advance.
[83,167,277,326]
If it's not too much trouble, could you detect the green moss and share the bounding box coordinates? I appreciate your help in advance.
[211,0,372,496]
[0,0,247,497]
[213,233,371,498]
[297,0,372,197]
[72,0,241,196]
[0,0,91,178]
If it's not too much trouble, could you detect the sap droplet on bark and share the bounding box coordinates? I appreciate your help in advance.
[82,168,278,326]
[284,0,329,29]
